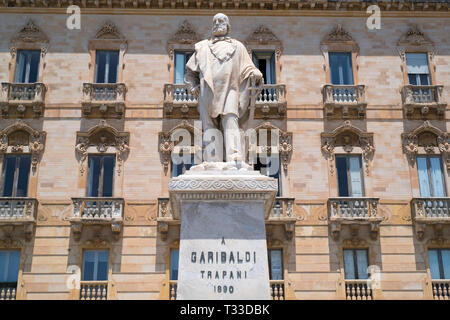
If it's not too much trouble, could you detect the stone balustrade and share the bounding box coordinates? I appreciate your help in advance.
[401,85,446,117]
[411,197,450,239]
[70,197,124,241]
[0,283,17,300]
[270,280,285,300]
[80,281,108,300]
[328,197,382,240]
[253,84,287,119]
[82,83,126,118]
[322,84,366,118]
[169,281,178,300]
[0,82,46,117]
[432,280,450,300]
[345,280,373,300]
[0,198,37,241]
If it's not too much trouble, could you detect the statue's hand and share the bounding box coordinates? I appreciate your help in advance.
[251,70,264,86]
[190,85,200,97]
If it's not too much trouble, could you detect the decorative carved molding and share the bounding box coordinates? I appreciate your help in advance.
[81,83,127,118]
[321,121,375,176]
[0,120,46,170]
[75,120,130,175]
[10,20,49,58]
[95,21,124,40]
[321,24,359,52]
[1,82,47,119]
[167,20,200,59]
[402,121,450,168]
[245,25,283,58]
[398,24,434,48]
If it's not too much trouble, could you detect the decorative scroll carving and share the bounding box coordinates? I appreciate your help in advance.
[10,20,49,58]
[321,121,375,176]
[75,120,130,175]
[321,24,359,52]
[0,120,46,170]
[95,21,124,40]
[245,25,283,58]
[398,24,434,48]
[167,20,201,59]
[402,121,450,168]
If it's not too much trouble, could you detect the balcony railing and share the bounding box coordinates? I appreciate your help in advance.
[270,280,285,300]
[0,283,17,300]
[0,82,46,117]
[328,197,381,240]
[322,84,366,118]
[345,280,373,300]
[411,198,450,220]
[401,85,446,117]
[70,197,124,241]
[0,197,38,221]
[80,281,108,300]
[82,83,126,117]
[169,280,177,300]
[254,84,287,119]
[432,280,450,300]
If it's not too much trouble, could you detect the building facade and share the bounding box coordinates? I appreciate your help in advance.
[0,0,449,300]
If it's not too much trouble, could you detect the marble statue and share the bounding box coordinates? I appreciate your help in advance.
[185,13,263,163]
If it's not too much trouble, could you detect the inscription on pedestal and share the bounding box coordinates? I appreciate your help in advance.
[177,201,271,300]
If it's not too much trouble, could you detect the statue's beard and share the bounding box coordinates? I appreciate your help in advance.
[212,26,228,37]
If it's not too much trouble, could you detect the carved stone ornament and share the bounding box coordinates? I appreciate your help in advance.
[398,25,434,48]
[245,25,283,58]
[321,121,375,176]
[167,20,201,59]
[402,121,450,168]
[95,21,124,40]
[10,20,49,58]
[75,120,130,175]
[0,120,46,170]
[321,24,359,52]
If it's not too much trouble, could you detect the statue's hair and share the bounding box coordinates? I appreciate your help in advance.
[213,13,230,32]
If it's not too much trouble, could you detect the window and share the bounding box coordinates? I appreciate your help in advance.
[343,249,369,280]
[174,51,193,84]
[87,155,115,197]
[406,53,430,86]
[170,249,179,281]
[429,249,450,279]
[0,250,20,285]
[14,50,40,83]
[1,155,31,197]
[417,156,446,197]
[268,249,283,280]
[252,51,276,84]
[336,155,364,197]
[94,50,119,84]
[255,156,282,196]
[172,154,194,178]
[82,250,109,281]
[329,52,354,85]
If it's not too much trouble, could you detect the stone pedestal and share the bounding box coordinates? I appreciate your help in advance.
[168,162,277,300]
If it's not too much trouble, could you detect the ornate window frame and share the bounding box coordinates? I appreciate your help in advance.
[0,120,46,198]
[245,25,283,84]
[0,240,27,300]
[9,20,49,83]
[75,120,130,195]
[321,121,375,180]
[320,24,360,85]
[397,24,436,86]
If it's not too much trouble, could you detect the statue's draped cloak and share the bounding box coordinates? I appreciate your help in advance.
[185,38,260,119]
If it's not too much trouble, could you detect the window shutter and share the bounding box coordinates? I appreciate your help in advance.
[356,250,369,280]
[174,52,186,84]
[417,156,431,197]
[442,250,450,279]
[349,156,363,197]
[269,250,283,280]
[343,249,356,279]
[170,249,179,281]
[428,249,441,280]
[329,52,354,85]
[406,53,430,74]
[429,157,446,197]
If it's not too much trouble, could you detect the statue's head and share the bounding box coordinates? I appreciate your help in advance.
[212,13,230,37]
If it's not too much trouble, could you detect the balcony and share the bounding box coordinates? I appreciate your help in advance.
[401,85,446,118]
[328,197,382,240]
[345,280,373,300]
[0,197,38,241]
[270,280,285,300]
[82,83,126,118]
[80,281,108,300]
[431,280,450,300]
[158,197,296,240]
[163,83,287,119]
[70,197,124,241]
[411,197,450,239]
[0,82,46,118]
[169,281,177,300]
[253,84,287,119]
[322,84,367,119]
[0,283,17,300]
